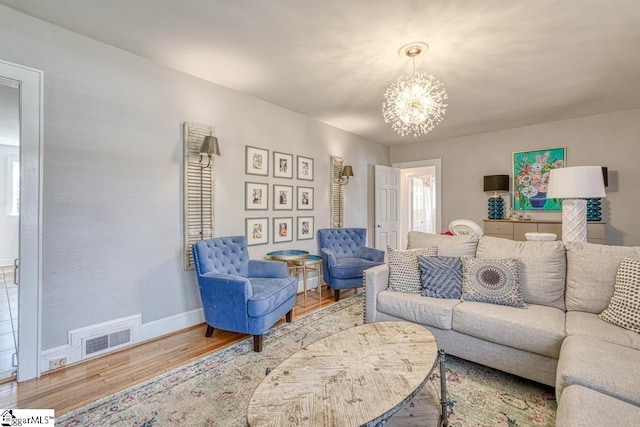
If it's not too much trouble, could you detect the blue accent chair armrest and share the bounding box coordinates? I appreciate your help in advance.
[192,236,297,352]
[355,246,385,263]
[318,228,385,301]
[248,259,288,278]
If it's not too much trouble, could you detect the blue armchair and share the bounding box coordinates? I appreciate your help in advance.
[318,228,385,301]
[192,236,297,352]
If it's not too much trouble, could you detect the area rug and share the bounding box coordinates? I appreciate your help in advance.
[58,296,556,426]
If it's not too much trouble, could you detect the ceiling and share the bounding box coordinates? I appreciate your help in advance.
[3,0,640,145]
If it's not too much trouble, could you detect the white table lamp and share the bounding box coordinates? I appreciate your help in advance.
[547,166,606,242]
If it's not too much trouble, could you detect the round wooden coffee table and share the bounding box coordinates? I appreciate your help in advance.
[246,321,448,426]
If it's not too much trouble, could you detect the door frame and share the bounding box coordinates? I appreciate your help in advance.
[0,60,43,381]
[392,159,442,249]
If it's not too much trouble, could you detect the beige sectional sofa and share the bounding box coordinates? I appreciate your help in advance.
[363,232,640,425]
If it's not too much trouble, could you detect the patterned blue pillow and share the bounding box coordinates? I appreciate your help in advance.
[417,256,463,299]
[462,258,526,308]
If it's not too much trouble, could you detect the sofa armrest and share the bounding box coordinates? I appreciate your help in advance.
[364,264,390,324]
[355,246,385,263]
[248,259,288,278]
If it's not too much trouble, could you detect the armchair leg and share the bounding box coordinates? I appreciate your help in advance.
[253,334,263,352]
[205,325,214,337]
[334,289,340,302]
[286,309,293,323]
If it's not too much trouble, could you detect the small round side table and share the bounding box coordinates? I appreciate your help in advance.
[266,250,309,305]
[304,255,324,303]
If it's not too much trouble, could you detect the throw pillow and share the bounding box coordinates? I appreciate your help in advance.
[599,257,640,333]
[418,255,463,299]
[387,246,438,294]
[461,258,526,308]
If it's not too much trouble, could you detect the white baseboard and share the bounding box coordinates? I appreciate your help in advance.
[40,278,317,374]
[40,308,204,374]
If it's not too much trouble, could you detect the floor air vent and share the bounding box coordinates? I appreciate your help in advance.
[83,328,133,357]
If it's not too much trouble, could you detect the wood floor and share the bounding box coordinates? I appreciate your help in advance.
[0,286,354,415]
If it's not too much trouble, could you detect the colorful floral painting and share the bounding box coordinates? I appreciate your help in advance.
[513,147,566,211]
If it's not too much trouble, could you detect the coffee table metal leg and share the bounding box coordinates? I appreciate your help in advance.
[438,349,448,427]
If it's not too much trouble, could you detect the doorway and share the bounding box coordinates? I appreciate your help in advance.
[0,82,19,380]
[0,60,43,382]
[407,169,436,234]
[394,159,442,249]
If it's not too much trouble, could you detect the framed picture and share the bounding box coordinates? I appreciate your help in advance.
[297,216,314,240]
[297,186,314,210]
[273,184,294,210]
[273,217,293,243]
[273,151,293,179]
[245,182,269,210]
[246,217,269,246]
[245,145,269,176]
[513,147,566,211]
[297,155,314,181]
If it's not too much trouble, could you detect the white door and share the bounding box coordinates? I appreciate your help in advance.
[374,165,401,250]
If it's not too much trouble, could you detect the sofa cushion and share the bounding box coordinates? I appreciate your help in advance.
[599,257,640,333]
[418,255,462,299]
[330,257,382,279]
[556,385,640,427]
[407,231,478,257]
[387,246,438,294]
[377,290,460,329]
[565,242,640,313]
[248,277,297,317]
[476,236,566,310]
[565,311,640,351]
[557,335,640,406]
[453,301,565,358]
[461,258,526,308]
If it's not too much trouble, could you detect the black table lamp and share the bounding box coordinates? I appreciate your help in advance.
[484,175,510,219]
[586,167,608,221]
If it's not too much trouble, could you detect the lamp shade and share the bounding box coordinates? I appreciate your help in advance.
[341,165,354,177]
[547,166,606,199]
[199,135,221,156]
[601,166,608,187]
[483,175,509,192]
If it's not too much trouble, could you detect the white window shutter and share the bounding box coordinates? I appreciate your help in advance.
[331,156,344,228]
[183,122,215,270]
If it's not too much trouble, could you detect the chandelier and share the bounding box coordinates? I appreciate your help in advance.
[382,43,448,137]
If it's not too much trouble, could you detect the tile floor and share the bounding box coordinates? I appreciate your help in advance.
[0,266,18,381]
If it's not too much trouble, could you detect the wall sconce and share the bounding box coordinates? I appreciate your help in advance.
[199,135,221,168]
[339,165,354,185]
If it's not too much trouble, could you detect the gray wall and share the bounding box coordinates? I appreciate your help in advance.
[391,109,640,246]
[0,6,389,350]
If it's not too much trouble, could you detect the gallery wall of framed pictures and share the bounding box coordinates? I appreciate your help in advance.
[243,145,316,246]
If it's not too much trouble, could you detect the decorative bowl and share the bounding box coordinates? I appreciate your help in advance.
[524,232,557,241]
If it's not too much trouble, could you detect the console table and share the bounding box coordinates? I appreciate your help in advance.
[483,219,605,244]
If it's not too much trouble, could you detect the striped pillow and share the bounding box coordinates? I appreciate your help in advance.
[418,256,463,299]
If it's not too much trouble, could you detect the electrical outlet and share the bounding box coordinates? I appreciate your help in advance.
[48,357,67,371]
